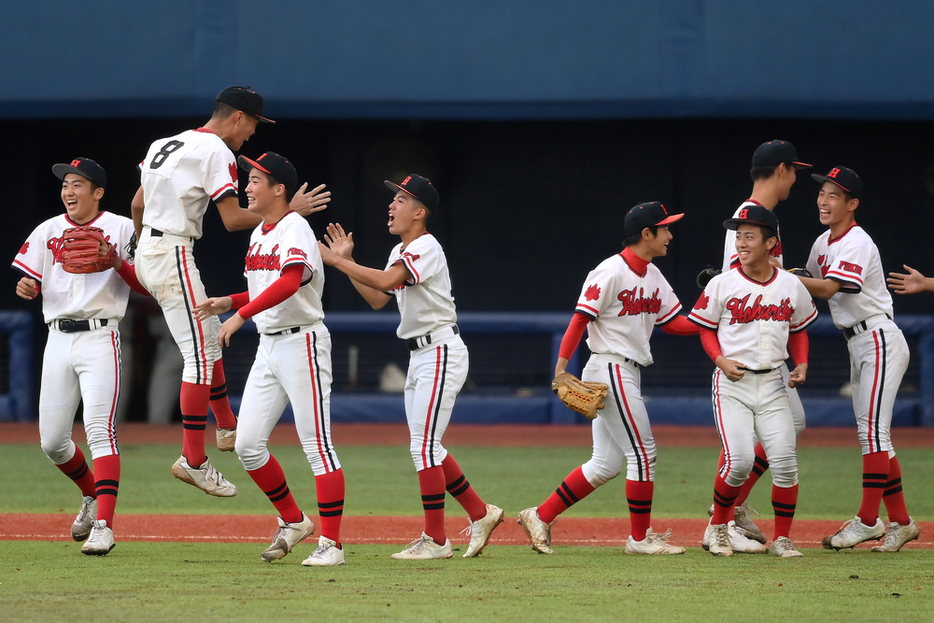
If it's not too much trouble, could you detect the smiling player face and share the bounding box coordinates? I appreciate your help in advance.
[817,181,858,231]
[646,225,673,258]
[734,224,775,268]
[61,173,103,224]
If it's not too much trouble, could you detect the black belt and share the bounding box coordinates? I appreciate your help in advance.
[406,325,459,351]
[52,319,108,333]
[843,314,892,340]
[151,228,164,237]
[265,326,302,336]
[746,368,775,375]
[623,358,644,368]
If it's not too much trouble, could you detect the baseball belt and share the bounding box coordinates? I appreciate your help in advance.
[406,324,459,351]
[49,318,110,333]
[843,313,893,340]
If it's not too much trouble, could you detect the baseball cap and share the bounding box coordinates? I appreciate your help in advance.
[811,166,863,199]
[384,174,440,211]
[751,140,811,169]
[216,86,274,124]
[52,157,107,190]
[238,152,298,199]
[723,204,779,232]
[624,201,684,237]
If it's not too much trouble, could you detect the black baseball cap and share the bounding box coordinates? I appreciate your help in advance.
[385,174,440,211]
[723,204,779,232]
[52,157,107,190]
[624,201,684,237]
[811,166,863,199]
[751,140,811,169]
[216,86,274,124]
[238,152,298,199]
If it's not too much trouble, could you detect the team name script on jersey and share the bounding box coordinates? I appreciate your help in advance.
[617,287,662,316]
[246,244,280,271]
[725,294,794,325]
[46,233,111,266]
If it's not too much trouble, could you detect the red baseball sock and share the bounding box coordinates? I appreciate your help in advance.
[209,359,237,430]
[180,382,210,467]
[537,466,596,524]
[711,473,741,525]
[857,451,890,525]
[418,466,447,544]
[627,479,654,541]
[315,469,345,545]
[442,454,486,522]
[735,444,770,507]
[881,456,910,525]
[93,455,120,528]
[771,483,798,540]
[247,455,302,524]
[57,445,96,497]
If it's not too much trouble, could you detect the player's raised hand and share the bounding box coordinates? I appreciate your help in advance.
[194,296,233,321]
[323,222,355,258]
[217,312,245,347]
[715,356,746,382]
[15,276,39,300]
[788,363,808,388]
[290,183,331,217]
[887,264,934,294]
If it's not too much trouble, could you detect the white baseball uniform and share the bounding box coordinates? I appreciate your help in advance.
[722,201,806,435]
[806,223,909,455]
[13,211,135,464]
[135,128,236,384]
[234,212,340,476]
[385,233,465,470]
[574,249,683,485]
[690,267,817,487]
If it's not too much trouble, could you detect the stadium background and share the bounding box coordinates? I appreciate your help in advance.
[3,1,934,425]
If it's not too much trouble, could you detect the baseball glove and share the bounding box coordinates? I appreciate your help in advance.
[61,226,116,274]
[696,267,722,289]
[552,372,608,420]
[787,267,813,278]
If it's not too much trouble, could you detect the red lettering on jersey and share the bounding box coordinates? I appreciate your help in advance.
[695,291,710,310]
[288,247,308,260]
[725,294,794,325]
[828,168,841,179]
[18,242,29,255]
[617,287,662,317]
[818,254,825,265]
[817,254,829,278]
[739,208,749,219]
[584,284,601,301]
[47,236,66,265]
[229,162,238,184]
[838,260,862,275]
[402,252,420,263]
[244,243,281,272]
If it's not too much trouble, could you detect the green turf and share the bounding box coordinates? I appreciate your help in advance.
[2,443,932,520]
[0,542,932,623]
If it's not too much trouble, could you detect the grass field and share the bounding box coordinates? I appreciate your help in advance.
[2,436,933,621]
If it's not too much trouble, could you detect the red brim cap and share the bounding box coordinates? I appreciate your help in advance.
[655,213,684,226]
[255,114,275,124]
[239,155,272,175]
[792,160,812,169]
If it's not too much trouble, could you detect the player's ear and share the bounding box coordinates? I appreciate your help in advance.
[847,197,860,212]
[93,186,105,201]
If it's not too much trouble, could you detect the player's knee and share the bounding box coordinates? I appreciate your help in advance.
[235,442,268,471]
[768,455,798,486]
[40,438,72,464]
[583,459,621,486]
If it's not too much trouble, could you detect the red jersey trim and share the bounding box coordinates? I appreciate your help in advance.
[737,266,778,286]
[827,222,859,245]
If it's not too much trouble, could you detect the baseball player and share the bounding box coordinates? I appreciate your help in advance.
[318,174,504,560]
[131,86,330,496]
[194,152,345,566]
[690,205,817,558]
[797,167,919,552]
[888,265,934,294]
[517,202,699,556]
[13,158,139,555]
[709,140,812,544]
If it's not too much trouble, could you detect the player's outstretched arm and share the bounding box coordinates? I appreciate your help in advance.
[194,297,233,321]
[796,274,843,300]
[320,223,396,310]
[131,187,145,239]
[290,183,331,217]
[215,195,263,232]
[15,276,39,300]
[888,264,934,294]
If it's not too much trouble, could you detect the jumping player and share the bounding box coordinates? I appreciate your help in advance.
[194,152,345,566]
[517,201,700,556]
[691,205,817,558]
[13,158,138,555]
[711,140,812,544]
[131,86,329,496]
[318,174,504,560]
[797,166,919,552]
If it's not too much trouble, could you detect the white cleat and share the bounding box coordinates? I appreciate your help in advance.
[705,522,733,557]
[769,536,804,558]
[391,533,453,560]
[728,520,768,554]
[733,504,767,544]
[302,536,346,566]
[81,520,115,556]
[262,514,316,562]
[72,496,97,541]
[625,528,685,555]
[517,507,556,554]
[216,428,237,452]
[822,515,885,550]
[171,455,237,497]
[462,504,505,558]
[871,518,921,553]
